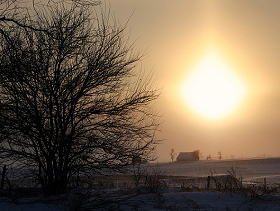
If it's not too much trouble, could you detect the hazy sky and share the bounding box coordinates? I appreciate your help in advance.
[108,0,280,162]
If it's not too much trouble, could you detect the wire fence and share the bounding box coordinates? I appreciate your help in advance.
[1,164,280,196]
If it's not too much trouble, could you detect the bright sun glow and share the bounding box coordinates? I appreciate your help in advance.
[180,52,247,119]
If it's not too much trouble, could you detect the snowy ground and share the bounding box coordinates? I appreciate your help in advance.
[0,201,58,211]
[123,192,280,211]
[1,191,280,211]
[154,157,280,184]
[1,157,280,211]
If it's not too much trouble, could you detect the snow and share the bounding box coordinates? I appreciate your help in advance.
[1,192,280,211]
[0,201,59,211]
[1,158,280,210]
[152,157,280,183]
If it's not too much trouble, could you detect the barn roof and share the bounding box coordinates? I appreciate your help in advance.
[176,152,199,161]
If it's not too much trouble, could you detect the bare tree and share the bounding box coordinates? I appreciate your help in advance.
[0,3,160,195]
[170,148,176,162]
[193,150,203,160]
[218,151,222,160]
[206,154,212,160]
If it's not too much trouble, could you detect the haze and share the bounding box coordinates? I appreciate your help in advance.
[108,0,280,162]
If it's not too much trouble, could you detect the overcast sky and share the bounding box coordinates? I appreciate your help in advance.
[107,0,280,162]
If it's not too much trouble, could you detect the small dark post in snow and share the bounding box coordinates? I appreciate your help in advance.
[76,169,80,188]
[207,176,211,190]
[1,165,7,190]
[264,178,267,189]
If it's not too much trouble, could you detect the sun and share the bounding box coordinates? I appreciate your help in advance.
[180,52,247,119]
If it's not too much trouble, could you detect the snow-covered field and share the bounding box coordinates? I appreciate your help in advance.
[1,157,280,211]
[155,157,280,184]
[1,191,280,211]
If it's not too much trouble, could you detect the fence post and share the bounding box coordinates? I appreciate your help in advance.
[207,176,211,191]
[76,169,80,188]
[1,165,7,190]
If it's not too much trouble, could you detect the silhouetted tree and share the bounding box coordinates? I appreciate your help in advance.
[206,154,212,160]
[170,148,176,162]
[218,151,222,160]
[193,150,203,159]
[0,2,160,195]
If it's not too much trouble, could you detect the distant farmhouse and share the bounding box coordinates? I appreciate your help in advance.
[176,152,199,161]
